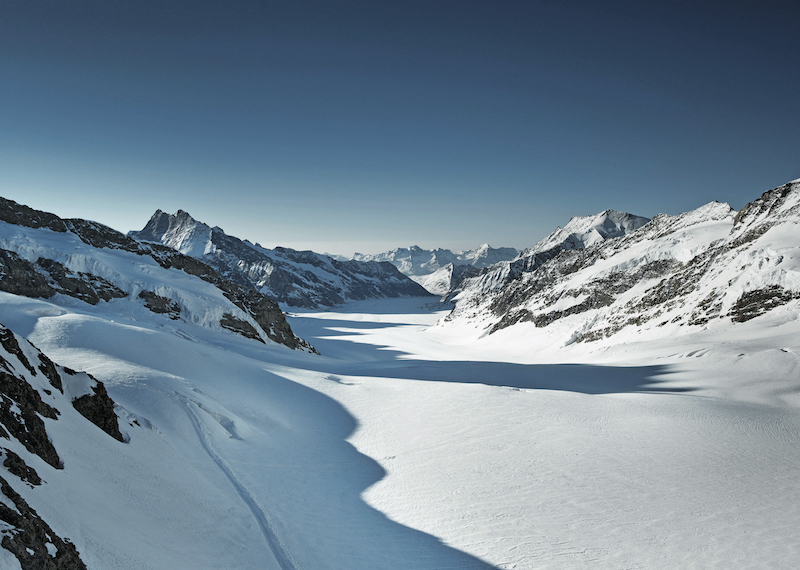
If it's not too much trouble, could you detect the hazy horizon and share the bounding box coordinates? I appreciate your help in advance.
[2,1,798,255]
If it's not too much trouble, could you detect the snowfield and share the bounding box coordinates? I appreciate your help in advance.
[2,291,799,568]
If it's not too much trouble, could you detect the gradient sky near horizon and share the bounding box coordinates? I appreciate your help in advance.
[1,1,798,255]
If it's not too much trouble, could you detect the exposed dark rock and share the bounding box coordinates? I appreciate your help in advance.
[0,371,62,469]
[0,475,87,569]
[0,250,55,300]
[0,198,67,233]
[0,197,314,351]
[138,290,181,319]
[63,218,140,253]
[0,328,38,377]
[729,286,800,323]
[1,448,41,486]
[131,209,431,309]
[532,291,615,328]
[217,286,319,353]
[71,383,124,442]
[37,354,64,394]
[220,313,263,342]
[0,250,127,307]
[35,258,126,305]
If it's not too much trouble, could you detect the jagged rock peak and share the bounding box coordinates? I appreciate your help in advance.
[131,209,214,258]
[129,210,431,309]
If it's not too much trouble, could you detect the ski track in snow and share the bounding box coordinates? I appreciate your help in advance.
[174,392,297,570]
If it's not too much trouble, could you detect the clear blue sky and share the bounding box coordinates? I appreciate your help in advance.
[1,0,798,255]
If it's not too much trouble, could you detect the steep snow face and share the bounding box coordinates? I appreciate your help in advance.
[0,323,123,569]
[435,209,650,302]
[410,263,481,296]
[444,181,800,349]
[522,209,651,256]
[353,244,519,277]
[132,211,431,308]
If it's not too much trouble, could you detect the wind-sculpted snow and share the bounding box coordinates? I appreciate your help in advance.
[131,210,431,308]
[0,197,314,352]
[444,181,800,348]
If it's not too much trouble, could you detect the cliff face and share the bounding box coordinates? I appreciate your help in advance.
[0,323,127,569]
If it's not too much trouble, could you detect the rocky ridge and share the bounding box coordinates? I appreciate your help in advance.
[0,198,315,352]
[443,181,800,346]
[352,244,519,278]
[0,323,126,569]
[435,209,650,302]
[131,210,431,309]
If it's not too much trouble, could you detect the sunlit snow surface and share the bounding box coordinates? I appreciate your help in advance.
[2,295,800,568]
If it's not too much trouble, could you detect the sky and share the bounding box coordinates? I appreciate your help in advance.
[1,0,798,255]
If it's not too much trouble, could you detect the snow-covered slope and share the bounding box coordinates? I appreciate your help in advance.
[444,181,800,349]
[0,198,314,352]
[0,323,123,569]
[432,209,649,301]
[353,244,519,277]
[0,182,798,569]
[523,209,650,255]
[410,263,481,296]
[131,210,431,309]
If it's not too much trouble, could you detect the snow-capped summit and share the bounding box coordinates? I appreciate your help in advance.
[0,197,314,351]
[443,180,800,347]
[131,210,431,308]
[523,209,651,257]
[353,244,519,277]
[133,209,216,258]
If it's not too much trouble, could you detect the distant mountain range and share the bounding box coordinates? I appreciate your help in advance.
[130,210,431,309]
[382,210,650,296]
[352,244,520,277]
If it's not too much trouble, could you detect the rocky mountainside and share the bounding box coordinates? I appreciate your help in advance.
[434,209,650,301]
[411,263,482,296]
[0,324,124,569]
[131,210,430,308]
[352,244,519,277]
[443,181,800,346]
[0,198,314,353]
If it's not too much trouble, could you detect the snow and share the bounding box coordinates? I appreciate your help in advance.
[2,288,797,568]
[2,198,800,567]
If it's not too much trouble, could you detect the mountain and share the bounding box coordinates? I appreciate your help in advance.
[0,184,798,568]
[0,323,124,569]
[410,263,482,296]
[352,244,519,277]
[522,209,651,256]
[430,209,650,301]
[442,181,800,347]
[131,210,431,308]
[0,198,314,353]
